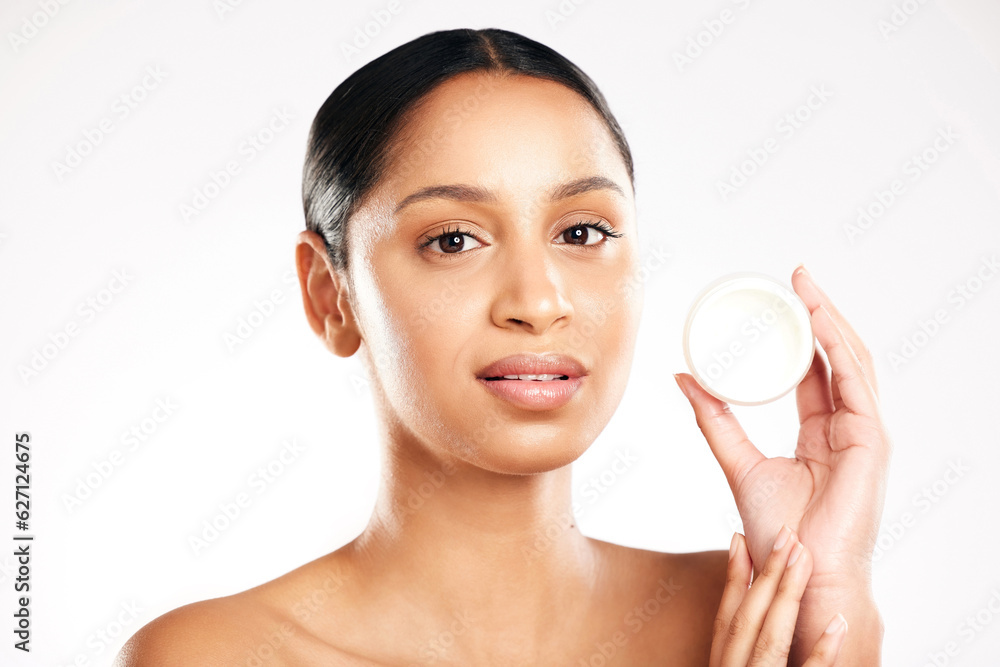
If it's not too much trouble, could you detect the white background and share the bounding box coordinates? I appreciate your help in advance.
[2,0,999,664]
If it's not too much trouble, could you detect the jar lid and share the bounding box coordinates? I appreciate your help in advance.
[682,272,815,406]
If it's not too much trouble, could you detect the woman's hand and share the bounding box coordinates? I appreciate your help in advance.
[711,526,847,667]
[675,264,890,661]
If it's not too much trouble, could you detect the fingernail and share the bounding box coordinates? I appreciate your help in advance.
[729,532,739,561]
[673,373,691,399]
[786,540,804,567]
[773,524,791,550]
[794,263,810,278]
[824,613,847,635]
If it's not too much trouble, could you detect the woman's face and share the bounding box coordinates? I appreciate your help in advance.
[346,72,643,475]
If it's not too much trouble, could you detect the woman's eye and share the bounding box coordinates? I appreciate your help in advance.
[559,224,607,246]
[556,220,622,246]
[423,228,483,255]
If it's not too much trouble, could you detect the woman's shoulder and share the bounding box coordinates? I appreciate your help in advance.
[113,548,367,666]
[585,536,730,663]
[112,593,256,666]
[588,533,730,593]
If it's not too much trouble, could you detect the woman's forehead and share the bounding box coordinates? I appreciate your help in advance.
[404,75,613,149]
[381,74,628,202]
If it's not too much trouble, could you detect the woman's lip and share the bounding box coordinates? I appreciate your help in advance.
[475,353,587,379]
[476,376,583,411]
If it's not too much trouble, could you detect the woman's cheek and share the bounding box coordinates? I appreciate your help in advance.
[406,275,475,336]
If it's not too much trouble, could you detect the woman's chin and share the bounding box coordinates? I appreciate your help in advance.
[460,434,594,476]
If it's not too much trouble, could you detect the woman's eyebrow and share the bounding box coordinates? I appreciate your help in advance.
[393,176,626,215]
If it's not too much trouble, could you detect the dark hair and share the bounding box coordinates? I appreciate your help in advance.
[302,27,635,277]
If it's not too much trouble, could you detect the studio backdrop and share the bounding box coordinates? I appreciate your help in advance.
[2,0,999,665]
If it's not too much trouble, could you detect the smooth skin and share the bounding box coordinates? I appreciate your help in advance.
[115,71,887,665]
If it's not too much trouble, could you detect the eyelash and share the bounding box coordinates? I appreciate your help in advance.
[418,219,623,255]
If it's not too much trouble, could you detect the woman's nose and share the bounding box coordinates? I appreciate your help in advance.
[489,247,574,335]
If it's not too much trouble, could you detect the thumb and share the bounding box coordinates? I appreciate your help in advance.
[674,372,765,493]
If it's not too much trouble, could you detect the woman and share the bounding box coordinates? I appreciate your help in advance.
[117,28,890,665]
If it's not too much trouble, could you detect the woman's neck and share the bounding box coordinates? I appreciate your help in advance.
[347,423,602,634]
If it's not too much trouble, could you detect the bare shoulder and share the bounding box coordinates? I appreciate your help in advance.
[112,595,261,666]
[585,536,730,665]
[658,545,729,664]
[588,534,729,608]
[114,548,366,666]
[667,545,730,615]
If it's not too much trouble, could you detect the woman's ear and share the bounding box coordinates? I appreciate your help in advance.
[295,230,362,357]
